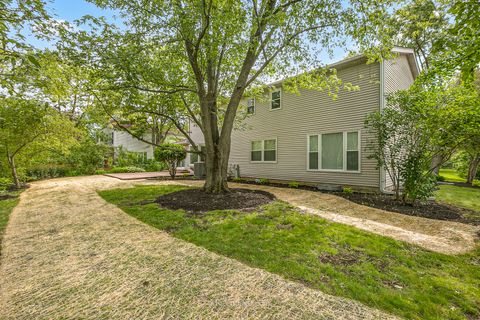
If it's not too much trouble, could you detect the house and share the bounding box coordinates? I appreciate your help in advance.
[188,47,419,192]
[103,127,154,161]
[102,126,190,167]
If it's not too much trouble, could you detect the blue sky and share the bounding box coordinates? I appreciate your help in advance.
[28,0,351,64]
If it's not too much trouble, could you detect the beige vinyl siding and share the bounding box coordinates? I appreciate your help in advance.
[230,62,381,188]
[385,54,415,93]
[383,54,416,188]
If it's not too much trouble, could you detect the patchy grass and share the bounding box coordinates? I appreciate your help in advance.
[0,191,20,255]
[99,185,480,320]
[439,169,465,183]
[435,185,480,214]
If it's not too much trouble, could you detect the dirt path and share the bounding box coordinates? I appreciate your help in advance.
[0,176,396,320]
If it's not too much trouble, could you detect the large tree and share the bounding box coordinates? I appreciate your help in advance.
[72,0,394,193]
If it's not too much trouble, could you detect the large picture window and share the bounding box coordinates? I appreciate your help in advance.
[308,131,360,172]
[251,139,277,162]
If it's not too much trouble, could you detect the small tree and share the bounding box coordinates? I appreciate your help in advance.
[365,91,439,204]
[154,144,186,180]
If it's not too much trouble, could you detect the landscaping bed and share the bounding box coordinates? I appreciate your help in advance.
[155,188,275,214]
[336,192,480,225]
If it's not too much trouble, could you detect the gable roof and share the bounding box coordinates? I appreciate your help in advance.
[268,46,419,87]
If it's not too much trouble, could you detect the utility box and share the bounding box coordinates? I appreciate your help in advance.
[193,162,206,178]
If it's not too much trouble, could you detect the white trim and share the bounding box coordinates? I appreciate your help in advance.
[307,130,361,173]
[270,89,282,111]
[250,137,278,163]
[379,60,387,192]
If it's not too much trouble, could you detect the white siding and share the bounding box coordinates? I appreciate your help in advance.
[113,131,154,159]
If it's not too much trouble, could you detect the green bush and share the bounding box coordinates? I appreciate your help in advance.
[143,159,168,172]
[288,181,299,188]
[232,177,244,183]
[154,143,186,179]
[26,164,70,181]
[95,169,107,175]
[342,186,353,194]
[258,178,269,185]
[0,177,12,191]
[108,166,146,173]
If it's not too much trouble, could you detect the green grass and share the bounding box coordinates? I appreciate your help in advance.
[435,185,480,213]
[99,185,480,320]
[439,169,466,183]
[0,191,20,255]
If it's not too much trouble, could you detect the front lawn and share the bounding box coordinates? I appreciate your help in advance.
[435,185,480,214]
[99,185,480,320]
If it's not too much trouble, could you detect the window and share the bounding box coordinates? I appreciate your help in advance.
[346,132,359,171]
[191,146,206,163]
[247,98,255,114]
[251,141,262,161]
[251,139,277,162]
[308,131,360,172]
[322,133,343,170]
[271,90,281,110]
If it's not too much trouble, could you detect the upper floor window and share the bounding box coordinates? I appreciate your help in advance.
[247,98,255,114]
[308,131,360,172]
[271,90,281,110]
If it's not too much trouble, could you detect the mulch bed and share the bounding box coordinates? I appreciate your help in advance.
[337,192,479,225]
[155,188,276,214]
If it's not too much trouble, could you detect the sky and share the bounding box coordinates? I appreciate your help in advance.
[27,0,352,65]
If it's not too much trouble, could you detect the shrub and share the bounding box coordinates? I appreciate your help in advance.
[26,164,70,181]
[342,186,353,194]
[143,159,168,172]
[95,169,107,175]
[154,143,186,179]
[0,177,12,191]
[108,166,146,173]
[257,178,269,185]
[232,177,244,183]
[288,181,299,188]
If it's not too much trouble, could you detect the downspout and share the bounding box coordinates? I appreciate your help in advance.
[379,59,388,194]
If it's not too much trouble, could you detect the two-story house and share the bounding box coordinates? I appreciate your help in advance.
[188,47,419,192]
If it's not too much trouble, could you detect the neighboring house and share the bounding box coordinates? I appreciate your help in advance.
[189,47,419,192]
[103,127,190,167]
[103,127,155,161]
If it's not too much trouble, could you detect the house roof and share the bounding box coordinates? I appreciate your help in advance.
[267,46,420,87]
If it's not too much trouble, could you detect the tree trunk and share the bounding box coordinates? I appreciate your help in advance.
[7,153,21,189]
[430,154,443,175]
[203,143,230,193]
[467,154,480,185]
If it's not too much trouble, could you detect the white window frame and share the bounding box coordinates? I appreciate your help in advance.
[306,130,361,173]
[247,98,255,115]
[270,89,282,111]
[250,138,278,163]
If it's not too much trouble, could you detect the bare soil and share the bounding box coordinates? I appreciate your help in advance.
[338,192,479,225]
[155,188,275,213]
